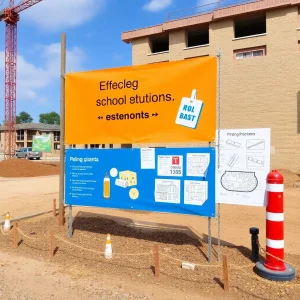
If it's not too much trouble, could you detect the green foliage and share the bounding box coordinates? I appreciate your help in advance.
[39,112,60,125]
[16,111,33,124]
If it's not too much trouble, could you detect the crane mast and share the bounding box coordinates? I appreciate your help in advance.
[0,0,43,159]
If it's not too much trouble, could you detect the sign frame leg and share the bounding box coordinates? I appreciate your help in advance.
[68,205,73,238]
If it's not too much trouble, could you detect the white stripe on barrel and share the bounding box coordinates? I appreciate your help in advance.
[266,212,284,222]
[266,238,284,249]
[266,183,284,192]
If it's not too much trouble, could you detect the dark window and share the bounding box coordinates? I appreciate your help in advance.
[150,35,169,53]
[234,14,266,39]
[121,144,132,148]
[90,144,99,149]
[186,27,209,47]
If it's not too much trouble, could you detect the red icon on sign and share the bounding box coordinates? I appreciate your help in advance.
[172,156,180,165]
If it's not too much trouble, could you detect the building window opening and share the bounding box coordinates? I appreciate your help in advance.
[54,131,60,142]
[17,130,24,141]
[186,26,209,47]
[90,144,100,149]
[234,46,266,60]
[149,35,169,53]
[234,14,266,39]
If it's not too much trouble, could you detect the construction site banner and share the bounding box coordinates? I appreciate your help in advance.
[65,57,217,144]
[65,147,216,217]
[32,134,52,153]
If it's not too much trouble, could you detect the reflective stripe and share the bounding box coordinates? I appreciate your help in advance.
[266,184,284,192]
[266,212,284,221]
[266,238,284,249]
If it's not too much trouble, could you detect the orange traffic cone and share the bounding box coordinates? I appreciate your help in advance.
[104,234,112,259]
[3,212,11,232]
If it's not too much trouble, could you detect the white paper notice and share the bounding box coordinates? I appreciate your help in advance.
[140,148,155,169]
[216,128,271,207]
[175,89,203,129]
[155,179,180,204]
[184,180,208,206]
[186,153,210,177]
[157,155,183,177]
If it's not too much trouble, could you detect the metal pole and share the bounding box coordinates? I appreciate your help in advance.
[68,205,73,238]
[208,217,212,263]
[59,33,66,226]
[217,49,222,263]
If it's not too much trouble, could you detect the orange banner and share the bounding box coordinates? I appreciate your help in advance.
[65,56,217,144]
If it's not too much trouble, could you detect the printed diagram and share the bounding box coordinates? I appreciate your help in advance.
[114,170,137,188]
[221,171,258,192]
[227,154,239,168]
[247,156,264,169]
[246,139,265,150]
[184,180,208,206]
[225,139,241,149]
[186,153,210,177]
[155,179,180,204]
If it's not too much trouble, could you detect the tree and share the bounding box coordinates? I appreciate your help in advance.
[16,111,33,124]
[39,112,60,125]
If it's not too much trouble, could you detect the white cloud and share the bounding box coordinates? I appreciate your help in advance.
[197,0,220,8]
[143,0,172,12]
[0,43,86,105]
[21,0,107,31]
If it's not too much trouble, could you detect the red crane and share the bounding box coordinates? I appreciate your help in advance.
[0,0,43,159]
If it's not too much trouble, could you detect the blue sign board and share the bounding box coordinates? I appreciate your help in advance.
[65,148,216,217]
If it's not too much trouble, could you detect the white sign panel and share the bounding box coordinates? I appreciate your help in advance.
[216,128,271,207]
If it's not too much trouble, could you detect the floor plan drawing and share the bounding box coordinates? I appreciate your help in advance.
[186,153,210,177]
[184,180,208,206]
[221,171,258,192]
[246,139,265,150]
[154,179,180,204]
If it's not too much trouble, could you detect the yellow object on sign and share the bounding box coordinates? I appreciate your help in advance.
[65,56,217,144]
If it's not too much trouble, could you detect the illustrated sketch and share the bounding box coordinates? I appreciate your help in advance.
[246,156,264,169]
[221,171,258,192]
[246,139,265,150]
[216,129,270,206]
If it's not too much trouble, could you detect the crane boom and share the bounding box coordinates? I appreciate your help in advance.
[12,0,43,14]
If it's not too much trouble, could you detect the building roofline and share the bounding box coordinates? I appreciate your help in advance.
[121,0,300,43]
[0,122,60,131]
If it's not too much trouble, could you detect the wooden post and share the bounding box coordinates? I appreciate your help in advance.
[49,231,54,258]
[222,254,229,292]
[53,199,56,217]
[153,244,160,278]
[13,222,18,248]
[59,32,66,226]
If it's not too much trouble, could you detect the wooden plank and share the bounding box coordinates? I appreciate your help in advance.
[13,222,18,249]
[53,199,57,217]
[222,254,229,292]
[49,231,54,258]
[153,244,160,278]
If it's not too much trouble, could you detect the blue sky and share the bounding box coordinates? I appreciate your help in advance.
[0,0,240,123]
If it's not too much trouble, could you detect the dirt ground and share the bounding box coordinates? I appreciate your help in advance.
[0,162,300,299]
[1,174,299,255]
